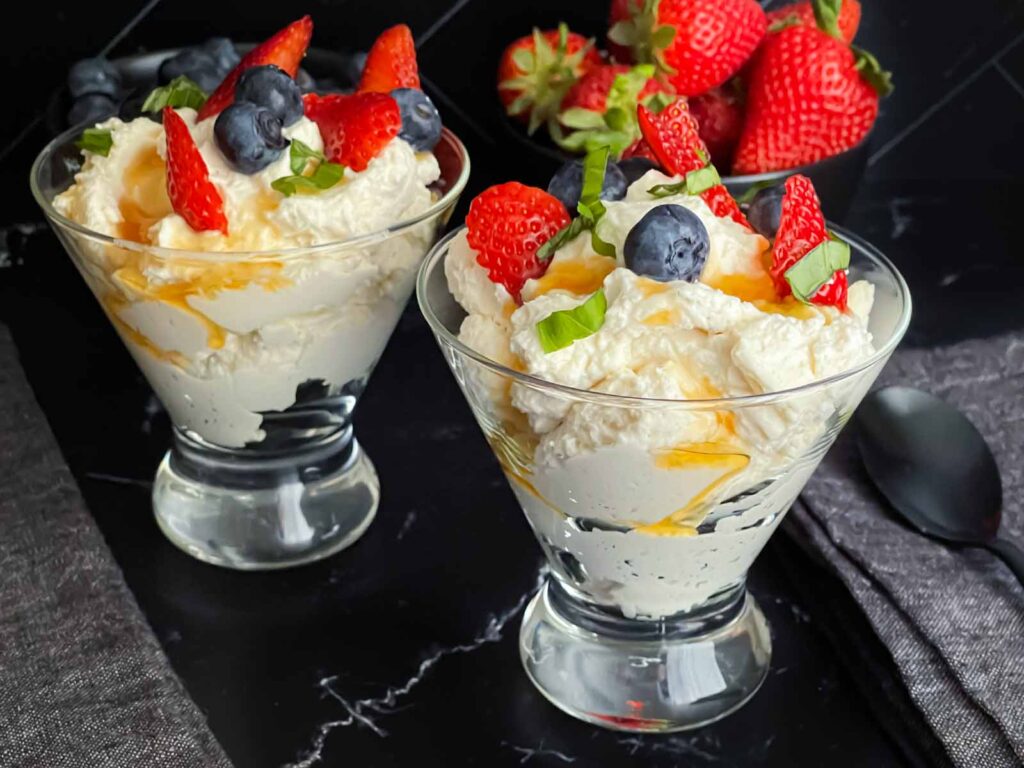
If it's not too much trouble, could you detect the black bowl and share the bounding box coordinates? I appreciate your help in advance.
[48,46,363,138]
[499,107,871,224]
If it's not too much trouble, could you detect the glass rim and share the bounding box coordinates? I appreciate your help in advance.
[30,121,471,262]
[416,223,913,409]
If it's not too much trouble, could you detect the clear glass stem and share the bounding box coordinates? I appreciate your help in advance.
[152,426,379,570]
[520,576,771,732]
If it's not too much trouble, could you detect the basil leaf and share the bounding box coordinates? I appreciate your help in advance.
[536,289,607,353]
[272,161,345,197]
[537,217,588,263]
[289,139,326,175]
[75,128,113,157]
[141,76,207,113]
[784,234,851,303]
[647,165,722,198]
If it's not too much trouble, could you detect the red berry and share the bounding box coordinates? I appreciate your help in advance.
[466,182,570,301]
[688,84,744,169]
[358,24,420,93]
[498,26,602,133]
[771,174,846,308]
[766,0,861,43]
[163,108,227,235]
[637,100,751,228]
[303,92,401,172]
[198,16,313,121]
[608,0,766,96]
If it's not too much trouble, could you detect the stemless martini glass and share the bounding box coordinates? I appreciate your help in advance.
[32,124,468,570]
[418,226,910,730]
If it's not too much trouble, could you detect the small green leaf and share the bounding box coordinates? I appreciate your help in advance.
[536,289,607,353]
[768,13,802,33]
[650,24,676,51]
[75,128,113,156]
[512,49,534,72]
[537,217,588,262]
[558,108,608,130]
[784,234,851,303]
[810,0,843,39]
[141,76,207,113]
[852,45,894,97]
[272,161,345,197]
[647,164,720,197]
[604,106,630,132]
[289,139,327,175]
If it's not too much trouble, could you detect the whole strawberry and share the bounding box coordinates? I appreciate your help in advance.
[608,0,766,97]
[466,182,570,301]
[771,174,848,309]
[498,24,602,134]
[766,0,861,43]
[732,0,891,174]
[555,63,672,157]
[688,84,744,169]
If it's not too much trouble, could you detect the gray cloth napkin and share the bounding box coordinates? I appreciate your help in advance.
[0,327,232,767]
[789,332,1024,768]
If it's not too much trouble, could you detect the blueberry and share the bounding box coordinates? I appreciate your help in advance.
[294,68,317,94]
[624,204,710,283]
[390,88,442,152]
[68,93,118,126]
[547,159,628,213]
[235,65,304,127]
[341,51,368,88]
[746,183,785,239]
[158,48,222,93]
[617,157,658,186]
[201,37,240,74]
[214,102,287,174]
[68,58,121,99]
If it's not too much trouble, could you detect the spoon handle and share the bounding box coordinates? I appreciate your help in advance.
[986,536,1024,585]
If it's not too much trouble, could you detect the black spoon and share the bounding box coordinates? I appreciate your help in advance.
[855,386,1024,583]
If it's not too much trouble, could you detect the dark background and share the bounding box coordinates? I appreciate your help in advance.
[3,1,1024,766]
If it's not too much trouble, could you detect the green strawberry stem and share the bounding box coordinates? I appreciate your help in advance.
[852,45,895,96]
[608,0,677,76]
[810,0,844,39]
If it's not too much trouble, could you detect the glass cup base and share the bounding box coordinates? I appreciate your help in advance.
[152,427,378,570]
[519,579,771,732]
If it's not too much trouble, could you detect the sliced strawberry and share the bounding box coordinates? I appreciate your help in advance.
[198,16,313,121]
[163,108,227,235]
[303,92,400,172]
[466,182,570,301]
[771,174,846,308]
[358,24,420,93]
[637,100,751,228]
[621,138,660,164]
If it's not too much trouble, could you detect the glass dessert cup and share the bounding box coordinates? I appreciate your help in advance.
[32,124,469,570]
[417,227,911,731]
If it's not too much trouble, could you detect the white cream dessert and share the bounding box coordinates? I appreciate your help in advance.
[53,24,450,449]
[446,167,877,618]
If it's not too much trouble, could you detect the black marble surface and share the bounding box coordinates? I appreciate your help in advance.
[3,1,1024,766]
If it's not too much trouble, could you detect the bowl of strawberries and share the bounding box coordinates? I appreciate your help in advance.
[497,0,891,221]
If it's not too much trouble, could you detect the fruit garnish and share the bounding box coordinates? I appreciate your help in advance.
[214,102,287,174]
[538,147,618,261]
[75,127,113,156]
[555,63,672,157]
[141,76,208,113]
[466,182,570,301]
[637,100,749,227]
[688,84,744,168]
[732,0,891,174]
[271,139,345,196]
[624,204,709,282]
[771,174,848,308]
[547,157,627,213]
[358,24,421,93]
[536,288,607,353]
[745,183,785,238]
[608,0,767,96]
[499,23,602,134]
[766,0,861,43]
[235,65,304,126]
[197,16,313,121]
[391,88,442,151]
[302,92,401,172]
[163,108,228,234]
[159,38,240,94]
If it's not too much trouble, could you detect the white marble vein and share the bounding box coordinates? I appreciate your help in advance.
[287,568,546,767]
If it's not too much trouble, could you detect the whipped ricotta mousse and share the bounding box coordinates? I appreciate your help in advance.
[445,148,877,618]
[53,19,450,448]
